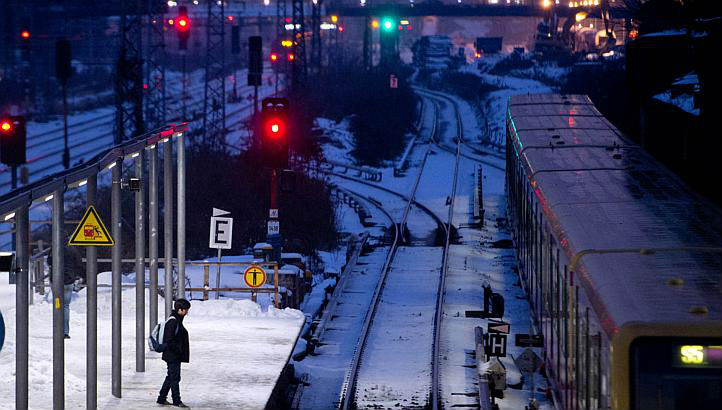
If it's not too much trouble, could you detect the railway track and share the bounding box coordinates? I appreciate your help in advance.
[413,88,505,172]
[331,88,460,410]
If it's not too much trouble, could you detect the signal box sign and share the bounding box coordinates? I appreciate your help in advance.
[68,206,114,246]
[244,265,267,288]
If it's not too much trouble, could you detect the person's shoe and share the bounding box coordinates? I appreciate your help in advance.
[172,402,189,408]
[64,334,70,339]
[156,398,171,405]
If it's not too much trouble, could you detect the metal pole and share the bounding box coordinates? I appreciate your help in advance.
[135,151,146,372]
[62,84,70,169]
[182,53,187,119]
[111,158,122,398]
[149,144,159,330]
[11,166,17,261]
[15,203,29,410]
[215,248,222,300]
[164,139,174,317]
[86,173,98,410]
[177,133,186,298]
[254,85,258,115]
[52,188,65,410]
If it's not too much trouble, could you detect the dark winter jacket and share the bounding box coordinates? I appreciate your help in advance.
[162,312,190,363]
[47,247,84,285]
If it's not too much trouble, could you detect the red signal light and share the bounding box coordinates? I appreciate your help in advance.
[177,16,190,31]
[270,53,279,62]
[338,25,344,32]
[227,15,234,22]
[288,53,295,61]
[1,120,13,133]
[168,18,175,26]
[20,30,30,39]
[265,118,285,138]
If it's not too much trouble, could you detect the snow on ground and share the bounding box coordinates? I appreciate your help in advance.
[653,91,700,116]
[481,74,554,146]
[355,246,443,410]
[438,138,552,410]
[406,85,553,409]
[295,248,389,410]
[291,63,555,409]
[460,55,560,145]
[0,270,304,410]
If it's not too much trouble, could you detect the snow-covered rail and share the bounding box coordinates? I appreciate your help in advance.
[430,92,462,410]
[336,84,463,409]
[414,88,505,172]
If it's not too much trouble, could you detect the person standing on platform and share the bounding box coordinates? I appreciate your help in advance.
[157,298,191,408]
[47,245,84,339]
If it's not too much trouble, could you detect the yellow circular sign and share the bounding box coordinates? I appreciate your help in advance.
[244,265,267,288]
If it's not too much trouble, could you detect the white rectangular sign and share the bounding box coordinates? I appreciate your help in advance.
[269,208,279,219]
[210,216,233,249]
[267,220,280,236]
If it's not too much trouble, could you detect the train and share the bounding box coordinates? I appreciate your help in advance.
[505,93,722,410]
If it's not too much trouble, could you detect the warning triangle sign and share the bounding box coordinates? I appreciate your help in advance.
[68,205,114,246]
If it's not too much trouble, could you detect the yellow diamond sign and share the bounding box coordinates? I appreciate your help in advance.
[68,205,114,246]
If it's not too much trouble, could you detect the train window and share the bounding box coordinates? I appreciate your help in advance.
[630,337,722,410]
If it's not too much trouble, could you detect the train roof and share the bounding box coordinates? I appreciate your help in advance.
[508,94,722,335]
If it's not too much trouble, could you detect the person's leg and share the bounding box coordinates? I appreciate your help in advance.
[63,284,73,336]
[158,362,173,401]
[169,362,182,404]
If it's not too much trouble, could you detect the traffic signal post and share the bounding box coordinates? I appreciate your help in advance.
[176,7,191,119]
[1,116,27,189]
[260,98,289,264]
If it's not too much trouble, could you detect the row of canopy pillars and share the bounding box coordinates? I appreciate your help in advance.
[8,126,189,410]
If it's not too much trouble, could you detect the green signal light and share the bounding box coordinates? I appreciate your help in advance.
[382,18,394,31]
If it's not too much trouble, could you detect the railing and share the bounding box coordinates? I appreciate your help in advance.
[474,165,485,226]
[323,159,382,182]
[187,261,280,307]
[4,123,190,410]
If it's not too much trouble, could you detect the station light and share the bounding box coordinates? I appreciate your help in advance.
[281,40,293,47]
[331,15,338,23]
[371,20,379,29]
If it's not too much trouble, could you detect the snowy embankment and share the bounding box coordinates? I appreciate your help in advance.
[0,270,304,410]
[459,55,568,145]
